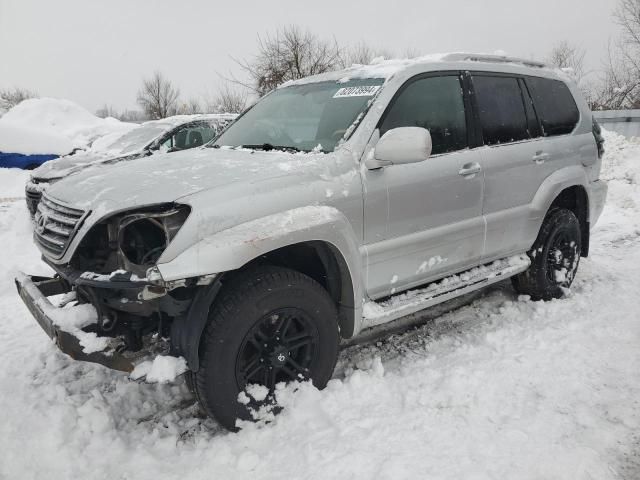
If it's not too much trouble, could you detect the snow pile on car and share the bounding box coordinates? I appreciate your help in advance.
[0,122,73,156]
[0,98,135,150]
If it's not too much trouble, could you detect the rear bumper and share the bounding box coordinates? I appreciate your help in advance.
[15,274,136,372]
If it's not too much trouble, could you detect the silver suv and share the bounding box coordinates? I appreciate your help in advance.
[16,54,607,430]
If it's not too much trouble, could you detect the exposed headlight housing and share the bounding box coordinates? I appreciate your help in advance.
[117,204,190,277]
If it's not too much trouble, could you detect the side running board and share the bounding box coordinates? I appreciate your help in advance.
[362,254,531,328]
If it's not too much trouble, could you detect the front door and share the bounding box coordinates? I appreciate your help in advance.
[363,73,485,299]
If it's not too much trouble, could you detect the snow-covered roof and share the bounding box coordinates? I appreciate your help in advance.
[284,52,562,87]
[143,113,237,128]
[1,97,135,150]
[0,122,73,155]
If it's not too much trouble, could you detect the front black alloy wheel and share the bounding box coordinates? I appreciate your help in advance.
[236,308,319,390]
[194,266,339,431]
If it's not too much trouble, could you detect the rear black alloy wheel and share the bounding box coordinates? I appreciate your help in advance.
[512,208,581,301]
[545,230,578,287]
[194,266,339,431]
[236,308,319,390]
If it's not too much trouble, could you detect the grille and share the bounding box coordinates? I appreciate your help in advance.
[34,194,86,258]
[25,187,42,216]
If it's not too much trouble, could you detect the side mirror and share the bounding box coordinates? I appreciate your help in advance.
[366,127,432,169]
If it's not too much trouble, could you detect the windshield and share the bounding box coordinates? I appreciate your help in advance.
[213,79,385,152]
[104,123,170,155]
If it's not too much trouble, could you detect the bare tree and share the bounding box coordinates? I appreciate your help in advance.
[548,41,586,83]
[95,104,119,119]
[0,86,37,111]
[339,42,395,68]
[207,85,248,113]
[177,98,203,115]
[587,1,640,109]
[616,0,640,50]
[235,25,343,96]
[136,71,180,119]
[119,109,148,122]
[402,46,421,59]
[340,42,376,67]
[591,42,640,109]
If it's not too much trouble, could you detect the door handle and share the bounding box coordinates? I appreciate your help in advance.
[533,151,550,164]
[458,162,482,177]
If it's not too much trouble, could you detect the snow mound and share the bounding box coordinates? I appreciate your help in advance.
[601,129,640,185]
[0,98,135,150]
[131,355,188,383]
[0,122,73,155]
[0,168,31,198]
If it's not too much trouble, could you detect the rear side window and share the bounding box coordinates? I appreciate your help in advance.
[380,75,467,155]
[472,75,530,146]
[526,77,579,136]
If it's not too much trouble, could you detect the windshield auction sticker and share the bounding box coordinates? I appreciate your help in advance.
[333,86,381,98]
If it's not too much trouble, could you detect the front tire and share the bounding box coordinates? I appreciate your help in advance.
[194,266,339,431]
[512,208,582,301]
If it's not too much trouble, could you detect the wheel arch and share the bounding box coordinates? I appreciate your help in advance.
[240,240,358,339]
[165,206,364,371]
[530,166,591,257]
[548,185,590,257]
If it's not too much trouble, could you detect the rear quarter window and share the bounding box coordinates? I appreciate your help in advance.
[525,77,579,136]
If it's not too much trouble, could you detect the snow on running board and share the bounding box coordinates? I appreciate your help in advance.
[362,254,531,327]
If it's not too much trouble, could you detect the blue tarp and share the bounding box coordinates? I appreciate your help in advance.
[0,152,59,170]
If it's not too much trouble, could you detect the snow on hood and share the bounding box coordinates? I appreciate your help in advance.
[46,147,330,211]
[30,150,120,181]
[1,98,135,149]
[0,122,74,156]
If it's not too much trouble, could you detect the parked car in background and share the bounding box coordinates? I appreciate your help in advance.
[16,54,606,431]
[24,113,237,215]
[0,123,75,170]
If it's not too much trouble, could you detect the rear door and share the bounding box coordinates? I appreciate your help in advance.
[470,73,552,261]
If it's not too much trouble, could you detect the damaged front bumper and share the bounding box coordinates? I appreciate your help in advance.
[15,273,149,372]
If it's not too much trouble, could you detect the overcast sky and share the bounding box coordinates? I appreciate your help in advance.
[0,0,620,113]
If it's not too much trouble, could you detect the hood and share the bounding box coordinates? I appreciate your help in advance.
[46,147,339,212]
[31,150,130,181]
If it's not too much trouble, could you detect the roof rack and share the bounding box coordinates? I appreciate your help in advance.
[442,53,546,69]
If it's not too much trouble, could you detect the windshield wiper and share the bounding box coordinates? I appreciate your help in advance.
[241,143,301,153]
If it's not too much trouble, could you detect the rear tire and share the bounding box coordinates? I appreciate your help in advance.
[193,266,339,431]
[512,208,581,301]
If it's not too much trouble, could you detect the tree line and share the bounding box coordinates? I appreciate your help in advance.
[4,0,640,119]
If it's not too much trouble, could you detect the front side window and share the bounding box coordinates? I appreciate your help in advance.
[161,123,214,152]
[380,75,467,155]
[213,79,385,152]
[472,75,530,146]
[526,77,579,136]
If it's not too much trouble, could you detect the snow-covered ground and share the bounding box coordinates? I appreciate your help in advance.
[0,131,639,479]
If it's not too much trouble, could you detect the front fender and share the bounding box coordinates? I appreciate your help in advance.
[156,205,364,330]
